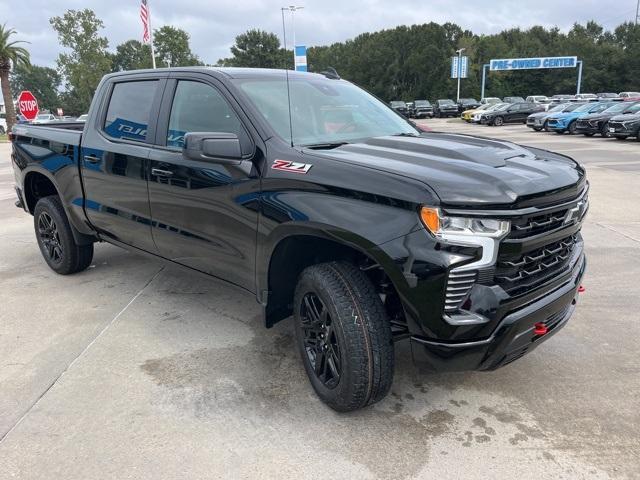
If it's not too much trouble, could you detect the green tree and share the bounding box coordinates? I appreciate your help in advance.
[11,64,61,112]
[0,24,30,132]
[50,9,112,115]
[153,26,201,67]
[218,29,289,68]
[112,39,153,71]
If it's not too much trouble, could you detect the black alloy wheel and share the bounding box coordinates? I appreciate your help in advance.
[601,123,611,138]
[299,292,342,389]
[568,121,577,134]
[493,116,504,126]
[38,212,63,264]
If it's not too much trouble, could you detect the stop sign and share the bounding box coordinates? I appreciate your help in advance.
[17,91,39,121]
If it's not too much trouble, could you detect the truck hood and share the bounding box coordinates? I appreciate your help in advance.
[305,133,584,206]
[610,113,640,122]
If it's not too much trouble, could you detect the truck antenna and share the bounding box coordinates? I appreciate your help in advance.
[281,8,294,148]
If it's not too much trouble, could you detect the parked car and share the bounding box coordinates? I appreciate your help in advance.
[526,103,577,131]
[389,101,409,117]
[471,102,509,123]
[9,67,588,412]
[16,114,30,125]
[550,94,576,104]
[480,102,545,126]
[607,102,640,140]
[0,113,7,134]
[76,114,89,122]
[525,95,550,104]
[406,102,415,118]
[461,103,491,122]
[480,97,502,105]
[619,92,640,99]
[547,102,617,134]
[596,93,622,102]
[433,99,459,118]
[575,101,640,137]
[31,113,57,124]
[575,93,598,102]
[412,100,433,118]
[503,96,525,104]
[457,98,481,114]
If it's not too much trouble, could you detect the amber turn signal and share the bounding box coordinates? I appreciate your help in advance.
[420,207,440,234]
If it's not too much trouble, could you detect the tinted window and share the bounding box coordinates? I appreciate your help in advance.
[167,81,244,149]
[104,81,158,141]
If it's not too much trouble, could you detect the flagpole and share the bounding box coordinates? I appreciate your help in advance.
[147,0,157,69]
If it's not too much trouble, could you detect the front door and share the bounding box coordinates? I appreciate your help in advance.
[147,77,261,291]
[80,77,165,252]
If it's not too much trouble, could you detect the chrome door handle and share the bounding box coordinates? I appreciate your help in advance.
[84,155,100,164]
[151,168,173,177]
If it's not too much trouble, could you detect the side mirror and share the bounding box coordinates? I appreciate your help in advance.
[183,132,244,164]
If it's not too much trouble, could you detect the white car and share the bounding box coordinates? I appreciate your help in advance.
[76,114,89,122]
[619,91,640,99]
[0,113,7,134]
[32,113,58,124]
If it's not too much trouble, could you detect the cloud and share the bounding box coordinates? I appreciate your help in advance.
[0,0,634,68]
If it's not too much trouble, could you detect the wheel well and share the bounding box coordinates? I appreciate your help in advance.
[265,235,406,333]
[24,172,58,214]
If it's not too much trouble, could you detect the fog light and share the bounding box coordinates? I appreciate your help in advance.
[534,322,548,336]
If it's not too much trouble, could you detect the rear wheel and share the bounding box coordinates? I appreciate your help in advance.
[493,116,504,126]
[293,261,394,412]
[34,196,94,275]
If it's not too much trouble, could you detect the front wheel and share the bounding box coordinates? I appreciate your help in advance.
[543,120,550,132]
[493,116,504,126]
[34,196,94,275]
[601,123,611,138]
[584,133,595,137]
[293,261,394,412]
[615,136,628,141]
[568,121,577,134]
[533,127,542,132]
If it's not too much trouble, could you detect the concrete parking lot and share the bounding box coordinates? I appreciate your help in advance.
[0,121,639,479]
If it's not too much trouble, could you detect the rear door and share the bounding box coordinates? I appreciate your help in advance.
[80,73,167,251]
[147,73,261,291]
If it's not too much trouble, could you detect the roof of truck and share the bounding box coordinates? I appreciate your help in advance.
[105,67,331,81]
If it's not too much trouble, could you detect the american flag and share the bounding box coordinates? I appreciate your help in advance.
[140,0,150,44]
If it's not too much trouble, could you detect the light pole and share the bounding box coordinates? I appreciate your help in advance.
[455,48,465,102]
[636,0,639,25]
[281,5,304,69]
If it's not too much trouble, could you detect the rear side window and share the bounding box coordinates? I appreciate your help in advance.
[166,81,244,149]
[104,80,158,141]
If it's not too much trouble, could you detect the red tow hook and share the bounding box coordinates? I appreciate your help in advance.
[534,322,548,336]
[578,285,586,293]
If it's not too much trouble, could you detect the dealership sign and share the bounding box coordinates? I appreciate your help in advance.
[294,45,307,72]
[451,56,468,78]
[490,56,577,71]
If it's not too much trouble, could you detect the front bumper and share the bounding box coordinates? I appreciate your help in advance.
[575,122,600,134]
[410,254,585,371]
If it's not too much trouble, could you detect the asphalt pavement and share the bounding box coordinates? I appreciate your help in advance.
[0,121,639,480]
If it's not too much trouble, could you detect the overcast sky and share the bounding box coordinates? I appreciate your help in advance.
[0,0,638,67]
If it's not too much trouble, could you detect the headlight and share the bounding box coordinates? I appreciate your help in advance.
[420,207,510,238]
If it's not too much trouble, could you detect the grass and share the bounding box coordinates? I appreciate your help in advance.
[0,134,8,142]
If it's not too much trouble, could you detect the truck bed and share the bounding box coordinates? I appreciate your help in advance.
[13,122,85,147]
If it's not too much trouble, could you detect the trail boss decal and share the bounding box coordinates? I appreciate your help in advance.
[271,159,313,174]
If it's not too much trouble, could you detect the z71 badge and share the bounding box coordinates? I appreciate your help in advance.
[271,159,313,174]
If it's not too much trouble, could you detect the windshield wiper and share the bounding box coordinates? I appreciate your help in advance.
[302,141,350,150]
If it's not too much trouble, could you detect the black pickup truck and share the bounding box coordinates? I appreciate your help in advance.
[11,68,588,412]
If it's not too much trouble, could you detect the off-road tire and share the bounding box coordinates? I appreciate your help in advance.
[34,196,94,275]
[293,261,394,412]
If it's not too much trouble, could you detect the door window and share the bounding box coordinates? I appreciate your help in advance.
[104,80,158,141]
[167,81,244,149]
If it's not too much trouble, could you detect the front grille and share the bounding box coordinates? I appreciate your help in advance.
[509,209,569,239]
[494,234,578,295]
[444,270,477,313]
[526,118,535,125]
[609,121,624,129]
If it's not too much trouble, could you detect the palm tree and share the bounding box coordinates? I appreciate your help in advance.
[0,24,29,134]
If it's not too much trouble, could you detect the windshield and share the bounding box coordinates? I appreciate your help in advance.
[549,104,568,112]
[439,99,454,105]
[627,104,640,114]
[390,101,406,107]
[461,98,477,103]
[237,77,417,146]
[36,114,51,120]
[574,103,595,112]
[604,103,629,114]
[415,100,430,107]
[590,103,613,112]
